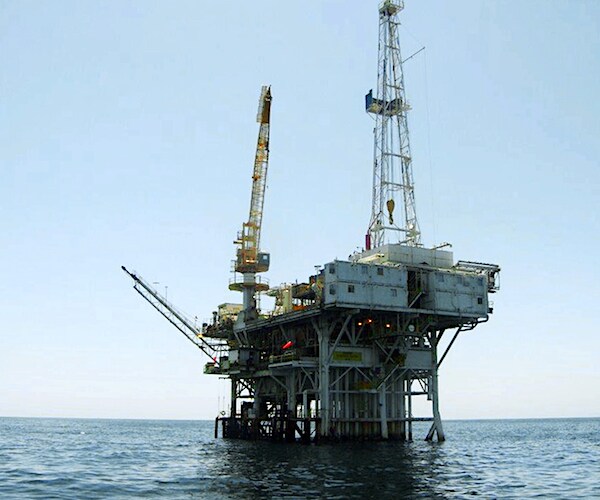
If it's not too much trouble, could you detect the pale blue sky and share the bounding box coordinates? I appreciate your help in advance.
[1,1,599,420]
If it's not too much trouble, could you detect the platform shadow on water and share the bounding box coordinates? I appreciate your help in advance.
[202,438,449,499]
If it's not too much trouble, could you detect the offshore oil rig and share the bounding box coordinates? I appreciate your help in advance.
[123,0,500,442]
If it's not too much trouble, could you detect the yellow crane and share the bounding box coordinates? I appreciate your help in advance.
[230,86,272,323]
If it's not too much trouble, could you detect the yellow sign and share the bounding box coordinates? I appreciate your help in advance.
[354,380,374,390]
[332,351,363,362]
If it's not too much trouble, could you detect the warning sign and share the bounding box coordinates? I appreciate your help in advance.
[332,351,363,362]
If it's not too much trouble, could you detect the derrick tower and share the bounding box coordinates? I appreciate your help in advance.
[366,0,420,249]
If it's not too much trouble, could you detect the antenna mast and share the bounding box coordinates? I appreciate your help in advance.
[365,0,421,249]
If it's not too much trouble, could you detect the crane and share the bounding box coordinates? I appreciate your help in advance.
[121,266,227,361]
[229,86,272,324]
[365,0,421,250]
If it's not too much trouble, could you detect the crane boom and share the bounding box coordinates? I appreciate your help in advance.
[121,266,227,361]
[229,86,272,325]
[235,86,272,274]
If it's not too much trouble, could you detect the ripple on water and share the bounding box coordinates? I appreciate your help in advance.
[0,418,599,499]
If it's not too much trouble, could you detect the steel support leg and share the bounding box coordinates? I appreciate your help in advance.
[426,332,445,441]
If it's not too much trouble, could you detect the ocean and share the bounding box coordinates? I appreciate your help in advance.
[0,417,598,499]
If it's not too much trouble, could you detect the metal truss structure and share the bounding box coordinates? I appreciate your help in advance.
[367,0,420,248]
[216,309,452,442]
[203,250,500,442]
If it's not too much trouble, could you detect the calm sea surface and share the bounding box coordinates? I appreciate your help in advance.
[0,417,598,499]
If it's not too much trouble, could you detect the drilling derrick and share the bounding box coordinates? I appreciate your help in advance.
[366,0,420,249]
[123,2,501,444]
[230,86,272,325]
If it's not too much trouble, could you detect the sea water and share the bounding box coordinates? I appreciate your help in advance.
[1,417,598,498]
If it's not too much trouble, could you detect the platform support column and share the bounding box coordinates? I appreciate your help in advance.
[379,382,389,439]
[287,372,296,417]
[318,321,330,437]
[407,376,413,440]
[426,331,445,441]
[230,379,237,418]
[399,373,406,440]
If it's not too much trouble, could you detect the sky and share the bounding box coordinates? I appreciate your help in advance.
[1,0,599,421]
